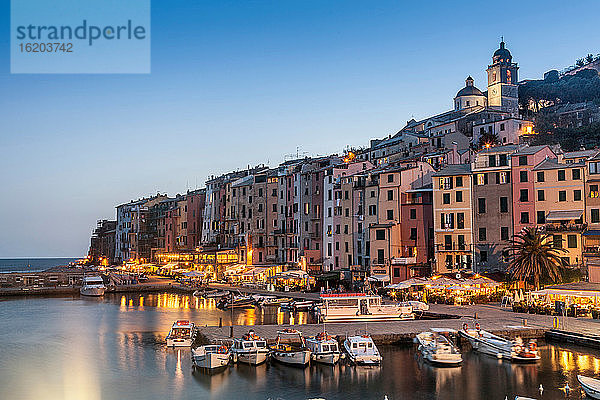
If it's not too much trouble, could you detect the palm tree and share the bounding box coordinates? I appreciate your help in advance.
[507,227,566,290]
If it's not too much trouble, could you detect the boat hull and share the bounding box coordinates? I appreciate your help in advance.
[459,330,539,363]
[270,350,311,367]
[320,313,414,323]
[192,353,230,371]
[578,375,600,399]
[311,352,341,365]
[80,287,105,296]
[167,338,193,347]
[234,351,269,365]
[424,353,462,366]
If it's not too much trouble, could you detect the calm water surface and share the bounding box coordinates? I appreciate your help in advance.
[1,292,599,400]
[0,257,78,273]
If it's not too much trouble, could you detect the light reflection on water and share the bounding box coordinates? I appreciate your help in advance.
[0,294,599,400]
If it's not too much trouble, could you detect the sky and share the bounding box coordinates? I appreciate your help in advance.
[1,0,599,257]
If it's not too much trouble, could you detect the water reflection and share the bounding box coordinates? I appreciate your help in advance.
[1,296,600,400]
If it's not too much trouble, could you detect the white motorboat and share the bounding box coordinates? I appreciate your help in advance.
[459,324,540,363]
[292,300,314,311]
[217,294,255,309]
[191,344,231,371]
[403,301,429,312]
[578,375,600,399]
[306,331,341,365]
[166,320,196,347]
[261,297,293,307]
[203,289,230,299]
[231,330,270,365]
[415,329,462,366]
[80,276,106,296]
[343,335,382,365]
[317,293,413,322]
[269,329,311,367]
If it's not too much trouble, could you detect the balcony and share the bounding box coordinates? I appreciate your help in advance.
[584,246,600,257]
[435,243,473,252]
[541,223,587,233]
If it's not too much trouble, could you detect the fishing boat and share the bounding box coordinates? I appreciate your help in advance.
[415,329,462,366]
[343,335,382,365]
[166,320,196,347]
[191,344,231,371]
[231,330,270,365]
[292,300,314,311]
[459,323,540,362]
[217,292,255,309]
[80,276,106,296]
[305,331,341,365]
[578,375,600,399]
[261,297,294,307]
[269,329,311,367]
[317,293,413,322]
[203,289,230,299]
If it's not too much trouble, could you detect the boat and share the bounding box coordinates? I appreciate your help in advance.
[166,320,196,347]
[415,329,462,366]
[231,330,270,365]
[203,289,230,299]
[316,293,413,322]
[305,331,341,365]
[217,293,255,309]
[343,335,382,365]
[191,344,231,371]
[261,297,293,307]
[80,276,106,296]
[269,329,311,367]
[459,324,540,362]
[403,301,429,312]
[578,375,600,399]
[292,300,314,311]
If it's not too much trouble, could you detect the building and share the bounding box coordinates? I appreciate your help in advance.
[583,152,600,282]
[88,219,116,264]
[486,40,519,116]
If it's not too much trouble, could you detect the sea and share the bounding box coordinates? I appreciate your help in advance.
[0,257,79,273]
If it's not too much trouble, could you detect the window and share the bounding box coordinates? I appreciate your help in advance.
[480,250,488,263]
[501,227,509,240]
[519,170,528,182]
[457,213,465,229]
[479,227,487,241]
[499,154,508,166]
[572,169,581,180]
[553,235,562,248]
[568,234,577,249]
[537,211,546,224]
[520,212,529,224]
[476,173,488,185]
[592,209,600,223]
[386,210,394,220]
[368,205,376,216]
[500,171,509,184]
[458,235,465,250]
[574,190,582,201]
[520,189,529,202]
[377,249,385,264]
[591,185,599,198]
[537,190,545,201]
[376,229,385,240]
[443,193,451,204]
[456,191,463,202]
[455,176,463,187]
[488,155,496,167]
[387,174,394,183]
[410,228,417,240]
[387,190,393,201]
[444,235,452,250]
[590,162,600,175]
[500,197,508,213]
[410,209,417,219]
[519,155,528,166]
[558,170,566,181]
[537,171,544,182]
[478,198,486,213]
[559,191,566,202]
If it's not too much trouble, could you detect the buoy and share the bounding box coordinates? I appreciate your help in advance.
[539,384,543,394]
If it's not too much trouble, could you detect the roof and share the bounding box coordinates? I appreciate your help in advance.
[562,150,597,159]
[493,41,512,61]
[432,164,471,177]
[476,144,520,154]
[455,85,485,98]
[512,145,550,156]
[544,282,600,292]
[533,158,584,170]
[545,210,584,221]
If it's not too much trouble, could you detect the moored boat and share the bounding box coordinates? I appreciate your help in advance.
[269,329,311,367]
[217,294,255,309]
[305,331,341,365]
[166,320,196,347]
[203,289,230,299]
[231,330,270,365]
[343,334,382,365]
[261,297,293,307]
[459,324,539,362]
[191,344,231,371]
[415,329,462,366]
[578,375,600,399]
[317,293,413,322]
[80,276,106,296]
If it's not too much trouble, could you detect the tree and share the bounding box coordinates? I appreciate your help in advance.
[587,54,595,63]
[507,227,566,290]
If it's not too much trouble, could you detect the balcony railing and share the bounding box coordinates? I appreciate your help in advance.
[435,243,472,252]
[541,223,587,232]
[584,246,600,256]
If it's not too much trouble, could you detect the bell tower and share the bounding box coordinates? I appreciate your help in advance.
[487,39,519,116]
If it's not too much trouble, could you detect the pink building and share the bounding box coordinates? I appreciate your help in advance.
[511,145,556,234]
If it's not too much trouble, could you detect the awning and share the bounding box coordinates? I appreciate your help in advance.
[367,274,390,282]
[531,289,600,298]
[385,282,410,289]
[584,230,600,236]
[546,210,583,221]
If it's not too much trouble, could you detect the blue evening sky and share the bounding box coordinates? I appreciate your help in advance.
[0,0,598,257]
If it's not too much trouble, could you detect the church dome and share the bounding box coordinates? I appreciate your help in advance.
[493,40,512,62]
[455,76,485,98]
